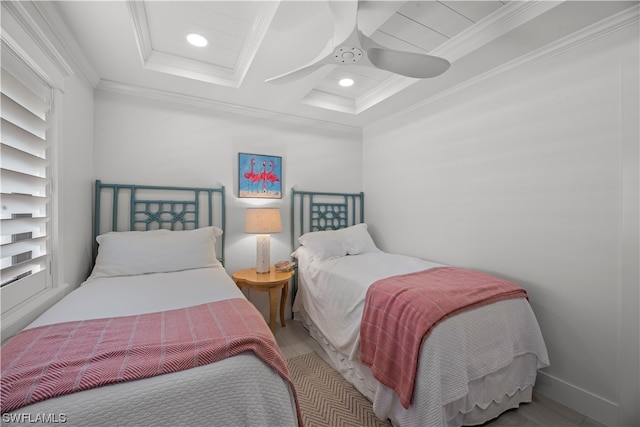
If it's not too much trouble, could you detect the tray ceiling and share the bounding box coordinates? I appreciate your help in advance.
[128,0,508,113]
[41,0,638,128]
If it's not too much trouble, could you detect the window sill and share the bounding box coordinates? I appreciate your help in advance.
[1,283,70,342]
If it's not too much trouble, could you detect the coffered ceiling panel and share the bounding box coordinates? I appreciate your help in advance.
[317,66,388,99]
[129,0,278,88]
[377,13,450,51]
[145,2,247,68]
[398,1,477,38]
[441,1,505,23]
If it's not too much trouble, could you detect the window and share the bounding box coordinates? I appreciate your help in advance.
[1,47,53,313]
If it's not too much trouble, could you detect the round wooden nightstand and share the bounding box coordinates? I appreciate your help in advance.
[232,267,294,333]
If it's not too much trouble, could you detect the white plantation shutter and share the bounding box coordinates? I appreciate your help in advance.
[1,49,53,309]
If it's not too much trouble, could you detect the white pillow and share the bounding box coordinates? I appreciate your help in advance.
[298,229,347,261]
[89,226,223,280]
[336,223,380,255]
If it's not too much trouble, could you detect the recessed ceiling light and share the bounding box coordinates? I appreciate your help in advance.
[187,33,208,47]
[339,78,354,87]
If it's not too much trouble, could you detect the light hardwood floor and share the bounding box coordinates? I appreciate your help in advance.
[275,320,606,427]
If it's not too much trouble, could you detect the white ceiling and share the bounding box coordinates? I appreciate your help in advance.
[46,0,636,129]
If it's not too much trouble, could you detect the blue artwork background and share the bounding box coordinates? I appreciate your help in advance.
[238,153,282,198]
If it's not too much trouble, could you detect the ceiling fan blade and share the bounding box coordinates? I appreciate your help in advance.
[265,1,358,84]
[265,62,330,84]
[265,33,339,84]
[326,0,359,45]
[367,47,450,78]
[356,1,405,37]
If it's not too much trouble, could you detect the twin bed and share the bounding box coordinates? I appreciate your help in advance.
[290,189,549,427]
[1,182,549,427]
[1,182,300,426]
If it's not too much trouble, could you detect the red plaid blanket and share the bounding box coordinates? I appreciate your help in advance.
[360,266,528,408]
[1,298,301,423]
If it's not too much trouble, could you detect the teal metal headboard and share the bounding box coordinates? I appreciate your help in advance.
[290,188,364,312]
[290,188,364,250]
[94,180,226,264]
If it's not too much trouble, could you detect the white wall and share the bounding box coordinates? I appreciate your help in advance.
[363,18,638,427]
[59,76,95,290]
[93,89,362,318]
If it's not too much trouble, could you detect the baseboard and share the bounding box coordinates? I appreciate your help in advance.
[535,370,618,426]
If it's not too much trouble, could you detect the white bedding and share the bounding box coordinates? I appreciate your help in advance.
[293,250,443,359]
[27,267,244,328]
[10,267,300,427]
[293,249,550,427]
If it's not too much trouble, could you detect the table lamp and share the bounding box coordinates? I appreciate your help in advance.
[244,208,282,273]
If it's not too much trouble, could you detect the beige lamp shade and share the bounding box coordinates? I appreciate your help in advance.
[244,208,282,234]
[244,208,281,273]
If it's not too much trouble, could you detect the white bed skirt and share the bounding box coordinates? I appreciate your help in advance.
[297,301,547,427]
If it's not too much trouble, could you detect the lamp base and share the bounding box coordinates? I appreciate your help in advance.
[255,234,271,274]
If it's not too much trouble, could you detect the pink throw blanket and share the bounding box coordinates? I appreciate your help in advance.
[360,266,528,409]
[1,298,301,422]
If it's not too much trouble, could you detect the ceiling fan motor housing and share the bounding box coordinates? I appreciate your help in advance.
[334,46,363,63]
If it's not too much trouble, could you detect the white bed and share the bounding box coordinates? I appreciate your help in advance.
[9,268,300,427]
[289,194,549,427]
[1,182,300,427]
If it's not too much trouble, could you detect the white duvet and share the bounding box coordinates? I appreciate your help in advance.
[293,249,550,426]
[293,251,444,359]
[10,268,300,427]
[27,267,245,328]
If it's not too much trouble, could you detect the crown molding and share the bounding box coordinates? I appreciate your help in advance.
[234,1,280,85]
[369,3,640,130]
[1,1,74,88]
[128,0,153,65]
[431,0,563,61]
[96,80,361,136]
[31,1,100,88]
[356,74,414,114]
[302,90,356,114]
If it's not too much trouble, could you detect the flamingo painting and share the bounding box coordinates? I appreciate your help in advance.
[238,153,282,199]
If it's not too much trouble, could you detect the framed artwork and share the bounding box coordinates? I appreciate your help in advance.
[238,153,282,199]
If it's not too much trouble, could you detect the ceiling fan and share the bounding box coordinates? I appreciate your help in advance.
[265,1,451,84]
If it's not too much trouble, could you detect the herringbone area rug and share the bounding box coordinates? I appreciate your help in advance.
[287,352,392,427]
